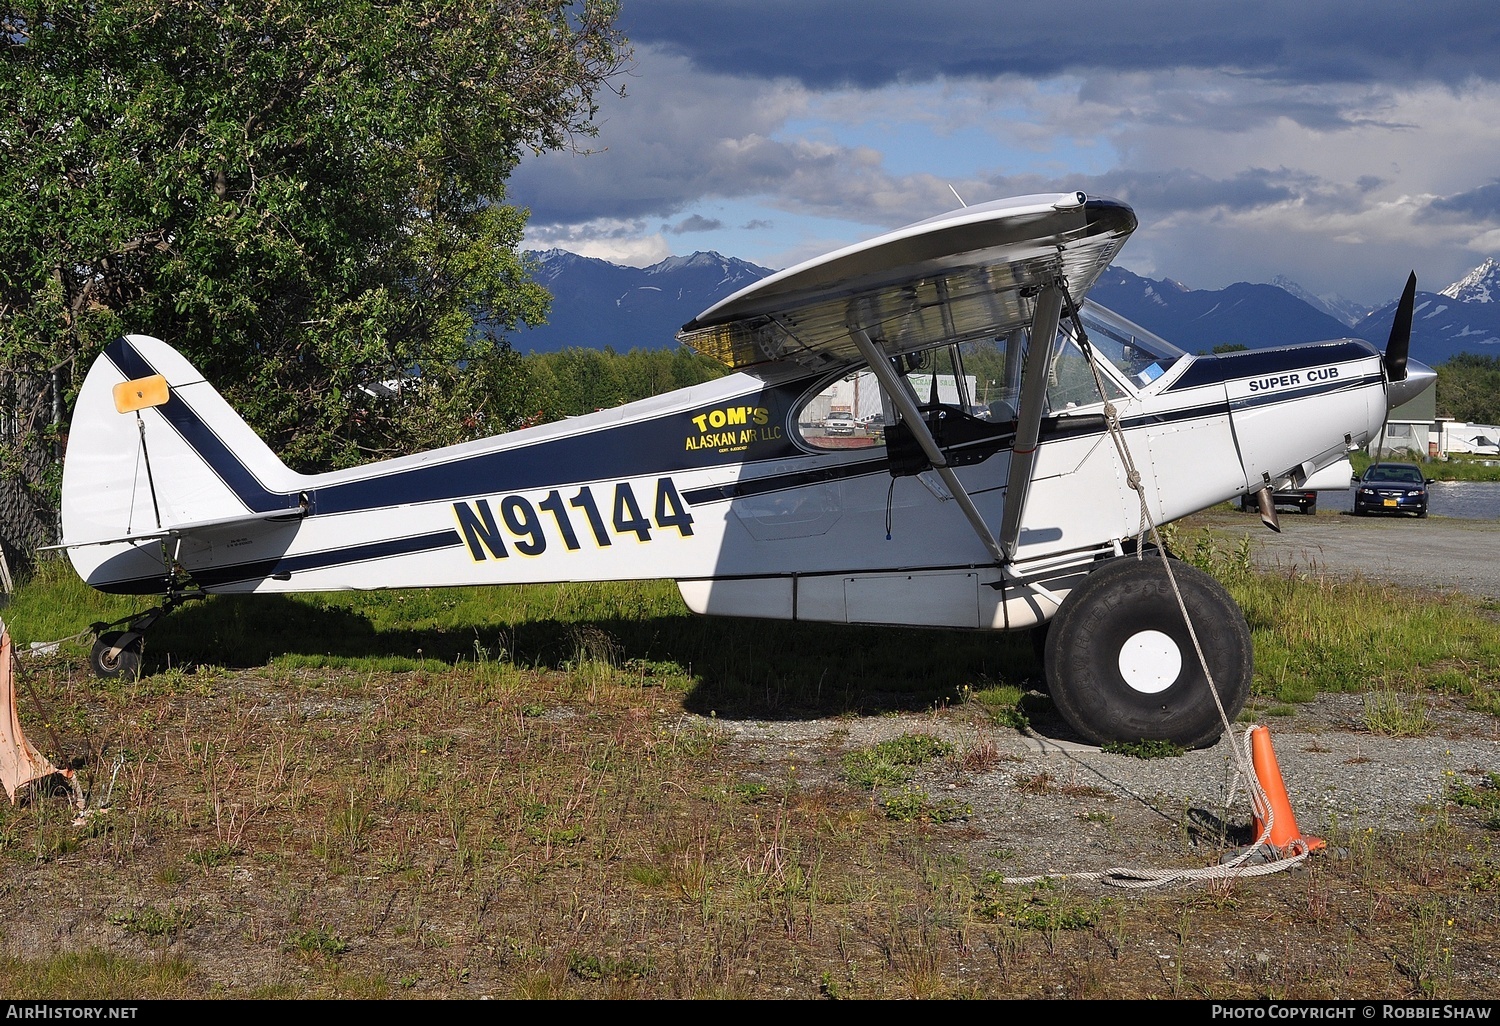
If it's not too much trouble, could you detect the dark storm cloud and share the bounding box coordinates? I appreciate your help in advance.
[623,0,1500,90]
[1102,168,1301,213]
[1421,181,1500,223]
[964,168,1303,220]
[664,214,725,233]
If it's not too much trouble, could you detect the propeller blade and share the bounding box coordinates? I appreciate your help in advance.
[1383,271,1417,383]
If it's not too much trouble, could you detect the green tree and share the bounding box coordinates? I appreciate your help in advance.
[1436,353,1500,425]
[0,0,629,471]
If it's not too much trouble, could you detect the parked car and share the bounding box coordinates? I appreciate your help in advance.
[1352,462,1431,517]
[1240,456,1359,516]
[1239,488,1319,515]
[822,411,856,435]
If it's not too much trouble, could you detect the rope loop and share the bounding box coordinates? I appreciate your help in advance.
[998,279,1299,889]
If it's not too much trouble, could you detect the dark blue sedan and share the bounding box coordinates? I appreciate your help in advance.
[1353,462,1432,518]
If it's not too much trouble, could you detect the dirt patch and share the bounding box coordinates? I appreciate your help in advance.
[0,651,1494,1000]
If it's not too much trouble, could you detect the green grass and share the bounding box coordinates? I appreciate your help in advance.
[1446,771,1500,830]
[1152,524,1500,715]
[1101,739,1187,759]
[4,554,1045,724]
[1233,564,1500,709]
[841,732,956,790]
[0,545,1497,999]
[10,526,1500,734]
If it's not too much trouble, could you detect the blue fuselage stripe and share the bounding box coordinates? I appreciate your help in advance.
[105,335,1379,538]
[105,340,299,514]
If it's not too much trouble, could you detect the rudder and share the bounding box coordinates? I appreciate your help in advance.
[60,335,306,592]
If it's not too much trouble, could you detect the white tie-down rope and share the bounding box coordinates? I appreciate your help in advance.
[1001,725,1309,888]
[1001,285,1309,888]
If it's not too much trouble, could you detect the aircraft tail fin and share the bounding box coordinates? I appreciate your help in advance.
[59,335,306,587]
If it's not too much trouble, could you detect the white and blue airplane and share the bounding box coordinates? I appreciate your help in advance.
[54,192,1430,748]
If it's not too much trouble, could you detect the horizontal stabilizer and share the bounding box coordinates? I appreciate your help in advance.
[43,505,307,552]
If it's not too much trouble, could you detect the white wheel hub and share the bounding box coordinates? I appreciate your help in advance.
[1117,629,1182,694]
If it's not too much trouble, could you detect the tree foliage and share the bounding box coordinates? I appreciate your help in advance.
[520,345,730,422]
[0,0,629,469]
[1436,353,1500,425]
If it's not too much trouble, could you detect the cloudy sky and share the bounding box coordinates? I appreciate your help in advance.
[508,0,1500,310]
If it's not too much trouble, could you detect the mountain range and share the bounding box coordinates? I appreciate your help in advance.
[510,249,1500,369]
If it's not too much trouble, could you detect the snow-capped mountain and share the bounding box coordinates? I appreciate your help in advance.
[505,250,774,354]
[503,249,1500,367]
[1086,267,1352,351]
[1440,258,1500,303]
[1356,289,1500,364]
[1270,275,1371,328]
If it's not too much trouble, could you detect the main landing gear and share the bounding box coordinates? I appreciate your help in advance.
[1042,555,1252,750]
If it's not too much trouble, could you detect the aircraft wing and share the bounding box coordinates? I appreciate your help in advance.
[678,192,1135,370]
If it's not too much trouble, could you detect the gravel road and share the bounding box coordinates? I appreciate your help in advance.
[1188,506,1500,601]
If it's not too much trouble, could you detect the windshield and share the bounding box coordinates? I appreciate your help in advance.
[1365,464,1424,484]
[1067,301,1187,389]
[790,298,1192,449]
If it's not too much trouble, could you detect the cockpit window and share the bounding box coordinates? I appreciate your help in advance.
[795,371,887,450]
[1068,301,1186,389]
[792,299,1189,447]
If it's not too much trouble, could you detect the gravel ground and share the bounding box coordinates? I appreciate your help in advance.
[1195,506,1500,601]
[696,689,1500,885]
[699,508,1500,885]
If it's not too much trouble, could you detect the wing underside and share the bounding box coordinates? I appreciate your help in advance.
[678,193,1135,371]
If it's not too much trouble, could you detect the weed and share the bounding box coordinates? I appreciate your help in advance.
[1447,772,1500,830]
[1408,901,1457,996]
[881,787,971,823]
[567,952,652,983]
[840,732,953,790]
[284,925,349,960]
[975,883,1110,932]
[1015,770,1055,794]
[1363,689,1432,736]
[1102,739,1187,759]
[625,863,668,887]
[107,904,202,938]
[189,843,242,869]
[873,733,955,764]
[967,682,1030,729]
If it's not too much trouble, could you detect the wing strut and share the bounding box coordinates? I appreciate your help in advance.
[848,326,1005,565]
[997,282,1065,561]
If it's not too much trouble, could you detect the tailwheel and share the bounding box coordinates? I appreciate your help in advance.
[1043,555,1251,749]
[82,582,204,682]
[90,631,144,682]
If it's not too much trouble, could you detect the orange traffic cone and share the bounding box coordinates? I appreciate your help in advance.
[1250,725,1326,854]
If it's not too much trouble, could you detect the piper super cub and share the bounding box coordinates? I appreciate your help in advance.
[54,192,1431,748]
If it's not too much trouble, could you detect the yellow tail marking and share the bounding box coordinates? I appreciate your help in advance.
[112,374,169,414]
